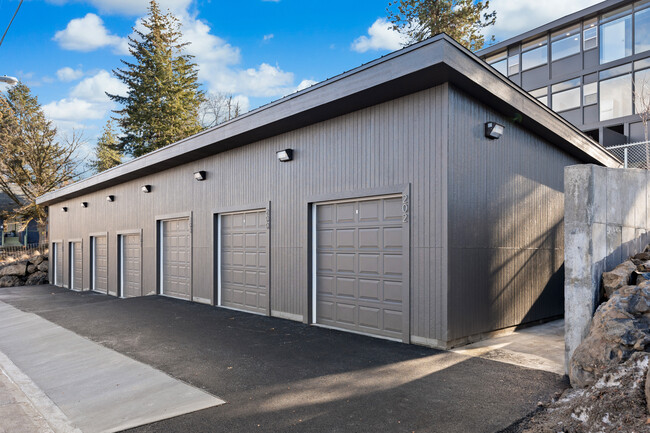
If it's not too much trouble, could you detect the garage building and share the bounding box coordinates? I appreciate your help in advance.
[36,35,619,348]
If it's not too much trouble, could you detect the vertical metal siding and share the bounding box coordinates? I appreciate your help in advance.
[47,85,450,342]
[446,85,574,342]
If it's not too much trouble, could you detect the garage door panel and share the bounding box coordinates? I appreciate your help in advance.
[359,228,380,249]
[55,243,63,286]
[383,227,403,249]
[335,303,356,324]
[336,203,356,223]
[336,277,356,298]
[336,253,356,273]
[383,198,403,220]
[162,218,191,301]
[383,281,403,303]
[336,229,355,248]
[359,279,380,300]
[71,242,82,290]
[359,200,380,222]
[358,306,380,329]
[94,237,108,294]
[383,254,403,277]
[316,195,406,340]
[220,209,268,314]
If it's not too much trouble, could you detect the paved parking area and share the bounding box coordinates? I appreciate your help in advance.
[0,285,568,433]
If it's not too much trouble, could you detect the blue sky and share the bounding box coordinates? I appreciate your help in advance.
[0,0,602,157]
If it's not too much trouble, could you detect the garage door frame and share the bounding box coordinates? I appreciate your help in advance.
[51,240,63,287]
[213,202,271,315]
[156,212,193,301]
[308,185,411,343]
[117,229,142,298]
[68,239,83,291]
[90,232,108,294]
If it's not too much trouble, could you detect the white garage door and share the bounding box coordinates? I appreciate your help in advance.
[220,209,268,314]
[93,236,108,294]
[121,234,141,298]
[70,241,82,291]
[54,242,63,287]
[314,195,408,341]
[161,218,191,300]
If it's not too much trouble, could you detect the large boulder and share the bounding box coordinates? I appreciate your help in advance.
[0,261,28,277]
[0,275,23,287]
[37,261,48,272]
[27,264,36,274]
[602,260,637,299]
[570,285,650,387]
[25,271,47,286]
[29,255,44,266]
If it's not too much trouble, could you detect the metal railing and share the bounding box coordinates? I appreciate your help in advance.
[0,242,48,263]
[607,141,650,169]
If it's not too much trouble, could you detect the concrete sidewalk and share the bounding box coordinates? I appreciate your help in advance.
[0,301,224,433]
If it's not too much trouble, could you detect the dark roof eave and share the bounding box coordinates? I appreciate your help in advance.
[36,34,620,207]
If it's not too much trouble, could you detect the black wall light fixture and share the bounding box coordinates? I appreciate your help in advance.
[141,185,151,193]
[81,202,88,208]
[485,122,505,139]
[106,195,114,202]
[276,149,293,162]
[61,207,68,212]
[194,170,206,181]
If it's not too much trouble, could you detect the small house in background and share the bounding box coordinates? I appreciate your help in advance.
[36,35,619,348]
[0,187,39,247]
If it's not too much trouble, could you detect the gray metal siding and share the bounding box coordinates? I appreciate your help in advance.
[446,85,577,342]
[47,84,450,342]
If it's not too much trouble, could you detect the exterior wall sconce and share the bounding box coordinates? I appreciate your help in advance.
[141,185,151,193]
[81,202,88,208]
[106,195,114,202]
[61,207,68,212]
[485,122,505,139]
[276,149,293,162]
[194,171,206,181]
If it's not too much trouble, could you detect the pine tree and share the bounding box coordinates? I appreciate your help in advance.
[0,83,83,238]
[387,0,497,51]
[108,0,205,158]
[90,120,123,173]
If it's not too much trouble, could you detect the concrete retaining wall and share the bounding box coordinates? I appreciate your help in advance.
[564,164,650,373]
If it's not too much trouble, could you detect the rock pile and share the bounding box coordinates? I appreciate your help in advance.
[0,254,48,287]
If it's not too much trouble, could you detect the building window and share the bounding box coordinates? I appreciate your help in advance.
[600,73,632,120]
[583,18,598,50]
[635,7,650,54]
[583,82,598,105]
[600,6,633,64]
[552,78,581,112]
[634,68,650,114]
[521,37,548,70]
[508,54,520,75]
[599,63,632,80]
[529,87,548,106]
[486,51,507,76]
[552,25,581,61]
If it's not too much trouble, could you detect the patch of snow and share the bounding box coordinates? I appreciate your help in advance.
[571,408,589,423]
[602,413,611,424]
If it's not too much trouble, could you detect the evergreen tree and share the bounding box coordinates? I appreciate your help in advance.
[0,83,83,238]
[108,0,204,157]
[387,0,497,51]
[90,120,123,173]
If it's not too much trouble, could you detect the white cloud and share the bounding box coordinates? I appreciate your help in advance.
[57,67,84,82]
[43,98,105,121]
[351,18,408,53]
[53,13,128,54]
[70,70,128,102]
[47,0,192,16]
[488,0,601,41]
[263,34,274,41]
[296,79,317,92]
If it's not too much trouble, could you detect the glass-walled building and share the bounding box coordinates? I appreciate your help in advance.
[477,0,650,146]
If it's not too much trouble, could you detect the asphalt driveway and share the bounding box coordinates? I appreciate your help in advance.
[0,285,567,433]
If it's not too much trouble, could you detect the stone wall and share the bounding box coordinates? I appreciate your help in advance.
[564,164,650,374]
[0,254,48,287]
